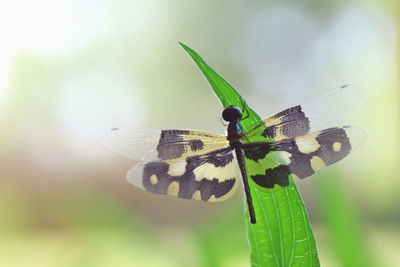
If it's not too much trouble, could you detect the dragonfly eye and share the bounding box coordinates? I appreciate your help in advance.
[222,106,242,122]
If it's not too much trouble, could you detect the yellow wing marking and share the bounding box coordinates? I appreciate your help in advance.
[295,132,320,154]
[156,129,229,160]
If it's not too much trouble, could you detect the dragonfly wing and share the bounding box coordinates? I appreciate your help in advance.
[242,126,366,188]
[99,127,229,161]
[244,85,363,141]
[127,147,240,202]
[275,126,366,179]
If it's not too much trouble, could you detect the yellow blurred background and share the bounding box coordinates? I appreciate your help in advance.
[0,1,399,266]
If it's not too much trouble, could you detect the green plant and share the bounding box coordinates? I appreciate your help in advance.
[180,43,320,267]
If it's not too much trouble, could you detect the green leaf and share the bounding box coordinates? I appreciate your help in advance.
[180,42,320,267]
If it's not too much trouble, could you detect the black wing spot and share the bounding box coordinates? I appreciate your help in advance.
[188,148,234,167]
[142,161,171,194]
[262,125,278,139]
[281,119,310,138]
[189,139,204,151]
[243,143,275,162]
[277,139,314,179]
[157,130,190,160]
[314,127,351,165]
[262,105,310,139]
[251,165,290,188]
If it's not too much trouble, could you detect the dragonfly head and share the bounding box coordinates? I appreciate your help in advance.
[222,106,242,122]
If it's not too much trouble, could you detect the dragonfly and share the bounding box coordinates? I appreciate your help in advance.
[99,84,366,224]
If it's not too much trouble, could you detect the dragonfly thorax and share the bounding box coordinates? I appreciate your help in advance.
[223,106,243,147]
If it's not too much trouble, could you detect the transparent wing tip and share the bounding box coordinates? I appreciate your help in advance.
[97,127,120,149]
[343,125,367,150]
[127,163,145,190]
[338,84,364,99]
[97,127,134,159]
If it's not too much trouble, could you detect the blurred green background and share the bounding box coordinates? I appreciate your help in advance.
[0,0,399,266]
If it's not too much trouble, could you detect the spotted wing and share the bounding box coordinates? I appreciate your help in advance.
[243,85,363,141]
[99,127,229,161]
[243,126,366,188]
[127,147,240,202]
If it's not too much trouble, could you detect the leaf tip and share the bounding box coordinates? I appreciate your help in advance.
[178,42,197,55]
[178,42,189,50]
